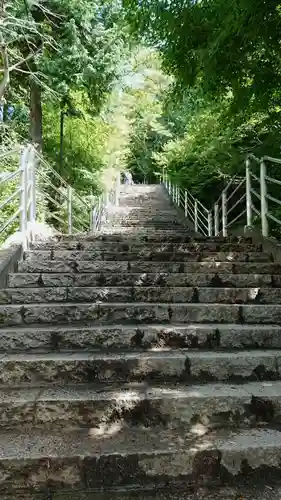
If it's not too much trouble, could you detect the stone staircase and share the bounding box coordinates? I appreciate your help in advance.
[1,184,281,499]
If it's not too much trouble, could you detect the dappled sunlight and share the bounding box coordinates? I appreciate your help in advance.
[149,346,173,352]
[113,390,143,403]
[202,252,237,263]
[247,288,260,300]
[135,273,149,285]
[146,387,202,398]
[199,261,221,268]
[190,423,209,436]
[190,438,214,452]
[225,253,235,261]
[95,288,111,302]
[88,422,123,439]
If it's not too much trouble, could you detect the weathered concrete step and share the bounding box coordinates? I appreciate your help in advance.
[51,232,252,243]
[1,324,281,352]
[1,381,281,431]
[111,208,179,214]
[9,272,278,288]
[111,204,180,211]
[106,220,184,227]
[9,486,281,500]
[105,221,184,228]
[0,350,280,385]
[104,211,180,217]
[1,427,281,491]
[2,286,281,305]
[107,215,182,221]
[30,240,261,252]
[2,302,281,326]
[107,217,184,224]
[25,250,270,262]
[18,260,280,274]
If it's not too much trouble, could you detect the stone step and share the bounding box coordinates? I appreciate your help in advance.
[5,486,281,500]
[1,302,281,326]
[24,250,270,263]
[118,204,175,209]
[1,381,281,431]
[106,205,177,212]
[18,260,279,275]
[104,221,184,228]
[1,427,281,492]
[30,241,261,252]
[0,350,280,385]
[108,216,181,222]
[1,323,281,352]
[107,214,181,220]
[51,232,252,243]
[101,226,186,233]
[111,208,179,214]
[2,286,281,305]
[105,220,184,226]
[9,272,278,289]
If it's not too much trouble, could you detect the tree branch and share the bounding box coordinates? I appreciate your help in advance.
[0,34,9,100]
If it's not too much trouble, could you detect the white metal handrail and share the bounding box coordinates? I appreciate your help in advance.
[162,153,281,239]
[162,174,213,236]
[0,144,120,248]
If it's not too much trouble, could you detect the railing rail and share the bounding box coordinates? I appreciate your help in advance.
[162,153,281,239]
[0,144,120,248]
[162,174,213,236]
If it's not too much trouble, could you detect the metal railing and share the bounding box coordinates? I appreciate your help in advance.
[162,153,281,238]
[162,175,213,236]
[0,144,120,248]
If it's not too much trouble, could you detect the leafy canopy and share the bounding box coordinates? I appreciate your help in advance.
[124,0,281,110]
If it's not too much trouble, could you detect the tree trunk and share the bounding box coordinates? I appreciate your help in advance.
[30,78,42,151]
[0,1,9,100]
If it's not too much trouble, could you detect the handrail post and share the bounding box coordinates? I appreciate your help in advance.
[246,158,252,228]
[184,191,188,217]
[67,186,73,234]
[260,160,269,237]
[27,148,36,234]
[105,189,109,208]
[91,195,96,234]
[222,189,227,237]
[89,207,93,233]
[115,173,120,206]
[30,153,36,226]
[176,186,180,206]
[214,203,219,236]
[172,185,175,203]
[98,196,102,230]
[208,211,213,237]
[194,200,198,232]
[20,148,28,247]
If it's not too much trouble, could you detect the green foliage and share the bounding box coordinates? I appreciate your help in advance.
[4,0,281,243]
[119,0,281,240]
[0,149,20,243]
[43,92,110,193]
[3,0,128,106]
[36,0,128,109]
[0,0,130,243]
[124,0,281,111]
[113,48,172,182]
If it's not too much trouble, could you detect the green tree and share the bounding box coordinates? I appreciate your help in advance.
[106,48,171,182]
[124,0,281,111]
